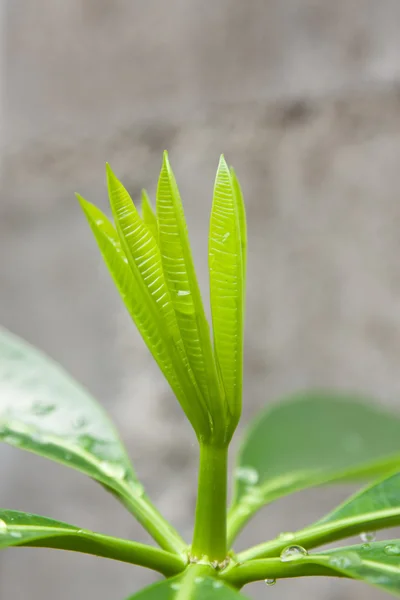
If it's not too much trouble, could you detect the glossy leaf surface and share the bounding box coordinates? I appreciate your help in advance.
[141,189,158,240]
[157,152,223,437]
[315,541,400,597]
[0,510,184,575]
[126,574,248,600]
[106,165,209,436]
[0,326,138,494]
[209,156,244,431]
[229,392,400,542]
[78,196,189,417]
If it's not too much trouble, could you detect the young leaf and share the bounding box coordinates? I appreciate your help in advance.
[230,168,247,297]
[0,510,184,575]
[141,189,158,241]
[228,392,400,544]
[77,196,191,420]
[156,152,224,440]
[0,326,185,553]
[209,156,245,433]
[106,165,210,438]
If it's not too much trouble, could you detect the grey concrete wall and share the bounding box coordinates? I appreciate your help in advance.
[2,2,400,599]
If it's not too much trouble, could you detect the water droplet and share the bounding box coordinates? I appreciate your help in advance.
[73,416,88,430]
[278,532,295,542]
[194,577,204,584]
[177,290,190,297]
[384,543,400,556]
[280,545,308,562]
[170,582,181,591]
[360,531,376,543]
[329,551,361,569]
[212,581,223,589]
[0,519,8,533]
[2,433,22,446]
[221,232,230,243]
[235,466,259,485]
[100,461,126,479]
[361,543,371,551]
[265,579,276,586]
[10,531,22,538]
[32,402,55,416]
[131,481,145,497]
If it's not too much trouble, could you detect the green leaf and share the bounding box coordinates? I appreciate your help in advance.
[314,541,400,597]
[105,165,210,438]
[230,168,247,298]
[125,574,248,600]
[0,510,185,575]
[157,152,224,440]
[0,326,186,553]
[316,469,400,537]
[0,326,137,493]
[228,392,400,543]
[209,156,245,434]
[77,195,190,420]
[141,189,158,241]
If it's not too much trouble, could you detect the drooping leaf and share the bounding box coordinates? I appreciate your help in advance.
[209,156,245,433]
[313,541,400,597]
[157,152,224,440]
[0,510,184,576]
[141,189,158,241]
[0,326,138,494]
[125,573,248,600]
[0,326,186,553]
[228,392,400,543]
[105,165,210,437]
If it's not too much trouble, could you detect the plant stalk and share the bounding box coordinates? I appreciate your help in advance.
[191,443,228,562]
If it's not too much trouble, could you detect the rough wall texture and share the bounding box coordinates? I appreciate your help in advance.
[2,2,400,599]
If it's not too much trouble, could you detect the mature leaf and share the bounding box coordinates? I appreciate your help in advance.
[105,166,209,436]
[209,156,244,432]
[126,574,248,600]
[157,152,224,438]
[0,509,184,575]
[228,392,400,542]
[0,326,139,495]
[314,470,400,538]
[313,541,400,597]
[141,189,158,241]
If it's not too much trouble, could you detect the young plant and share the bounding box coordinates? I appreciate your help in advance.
[2,153,400,598]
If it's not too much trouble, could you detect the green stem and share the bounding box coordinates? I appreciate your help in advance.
[221,557,345,588]
[191,443,228,561]
[28,530,187,577]
[116,482,187,555]
[237,508,400,562]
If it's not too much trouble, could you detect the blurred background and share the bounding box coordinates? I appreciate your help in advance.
[2,1,400,598]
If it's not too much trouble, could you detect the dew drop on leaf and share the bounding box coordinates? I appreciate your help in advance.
[170,582,181,591]
[278,532,295,542]
[31,402,55,416]
[265,579,276,586]
[10,531,22,538]
[235,466,259,485]
[0,519,7,533]
[212,581,223,589]
[99,461,126,479]
[384,543,400,556]
[280,545,307,562]
[194,577,204,584]
[360,531,376,543]
[329,551,361,569]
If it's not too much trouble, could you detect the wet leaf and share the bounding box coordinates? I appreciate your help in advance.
[229,392,400,542]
